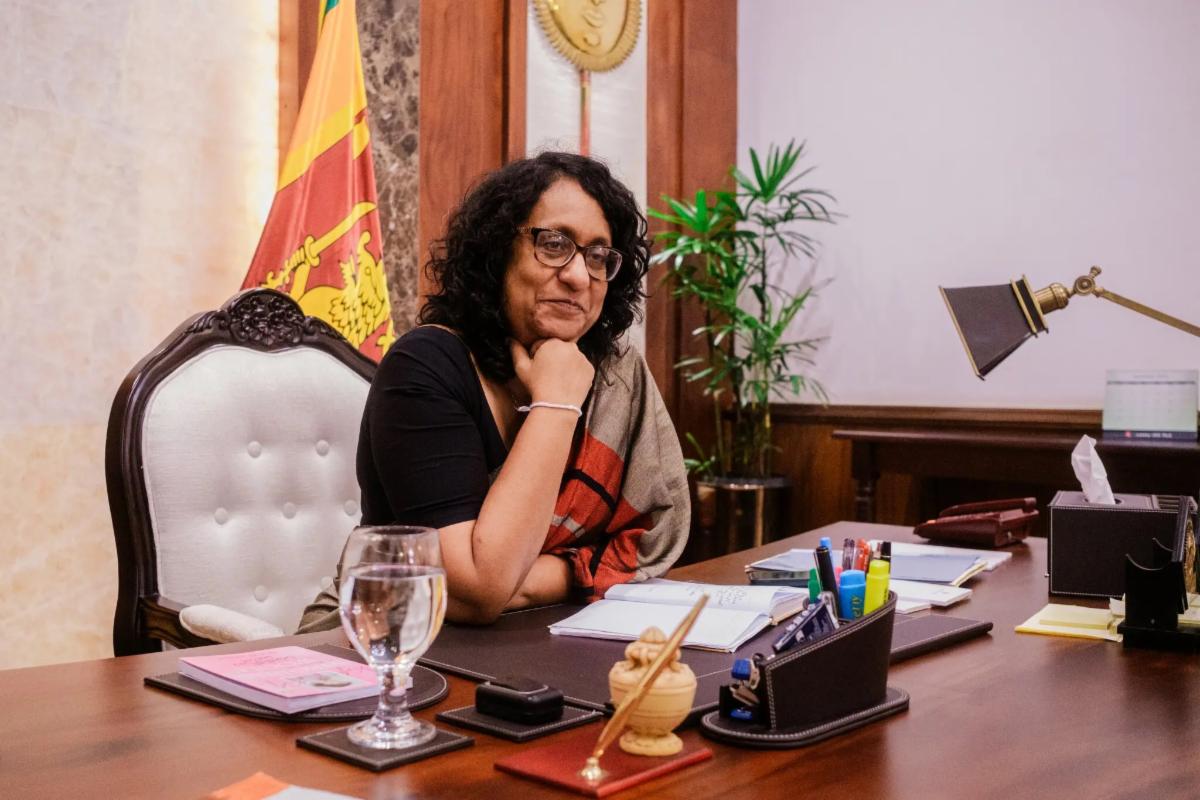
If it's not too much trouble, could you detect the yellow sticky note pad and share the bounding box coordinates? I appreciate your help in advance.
[1037,604,1114,630]
[1015,603,1122,642]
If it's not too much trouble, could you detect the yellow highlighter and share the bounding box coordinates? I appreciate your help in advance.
[864,559,891,614]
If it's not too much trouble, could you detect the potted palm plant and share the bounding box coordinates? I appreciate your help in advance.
[649,140,837,559]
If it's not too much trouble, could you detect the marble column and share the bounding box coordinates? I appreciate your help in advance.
[359,0,421,335]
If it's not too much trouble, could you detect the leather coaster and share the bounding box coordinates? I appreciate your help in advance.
[700,685,909,749]
[494,726,712,797]
[297,726,473,772]
[436,703,602,742]
[145,644,448,722]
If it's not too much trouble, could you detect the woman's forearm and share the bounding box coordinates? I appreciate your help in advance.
[505,554,571,611]
[441,407,578,622]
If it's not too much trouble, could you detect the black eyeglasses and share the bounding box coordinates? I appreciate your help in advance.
[520,227,624,282]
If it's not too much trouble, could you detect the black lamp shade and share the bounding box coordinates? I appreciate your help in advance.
[940,278,1047,378]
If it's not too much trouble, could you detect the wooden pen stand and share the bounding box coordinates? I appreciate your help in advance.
[700,593,909,748]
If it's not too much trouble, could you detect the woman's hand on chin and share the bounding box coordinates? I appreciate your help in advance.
[509,338,594,408]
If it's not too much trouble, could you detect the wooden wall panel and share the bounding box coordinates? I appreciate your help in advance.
[644,0,684,413]
[418,1,507,298]
[645,0,737,453]
[503,0,527,162]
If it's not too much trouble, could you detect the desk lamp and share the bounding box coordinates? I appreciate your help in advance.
[940,267,1200,378]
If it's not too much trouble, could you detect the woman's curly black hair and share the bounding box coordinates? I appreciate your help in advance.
[419,151,649,382]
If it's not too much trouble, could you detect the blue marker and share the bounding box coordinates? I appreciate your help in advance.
[838,569,866,620]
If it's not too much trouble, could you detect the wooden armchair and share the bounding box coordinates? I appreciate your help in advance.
[105,289,376,655]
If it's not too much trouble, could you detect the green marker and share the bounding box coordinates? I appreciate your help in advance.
[808,565,822,603]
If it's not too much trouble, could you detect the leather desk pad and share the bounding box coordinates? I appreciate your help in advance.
[421,606,991,720]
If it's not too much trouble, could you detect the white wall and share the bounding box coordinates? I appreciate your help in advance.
[0,0,278,668]
[526,1,648,348]
[739,0,1200,408]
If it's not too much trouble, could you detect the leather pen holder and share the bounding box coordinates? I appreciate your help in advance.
[700,593,908,748]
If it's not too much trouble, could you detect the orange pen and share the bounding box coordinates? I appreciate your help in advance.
[854,538,871,571]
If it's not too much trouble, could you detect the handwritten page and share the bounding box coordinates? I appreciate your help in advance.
[549,601,768,652]
[605,579,803,615]
[549,579,810,651]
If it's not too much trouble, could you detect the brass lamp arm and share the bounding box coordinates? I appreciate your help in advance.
[1034,266,1200,338]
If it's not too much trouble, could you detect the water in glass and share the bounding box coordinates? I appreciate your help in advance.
[337,525,446,750]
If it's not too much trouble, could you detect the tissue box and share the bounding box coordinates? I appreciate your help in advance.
[1048,492,1196,598]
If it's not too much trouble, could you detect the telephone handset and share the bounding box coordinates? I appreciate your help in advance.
[914,497,1038,548]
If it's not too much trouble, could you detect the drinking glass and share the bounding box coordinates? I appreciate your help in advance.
[338,525,447,749]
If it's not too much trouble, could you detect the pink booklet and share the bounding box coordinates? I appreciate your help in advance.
[178,646,379,714]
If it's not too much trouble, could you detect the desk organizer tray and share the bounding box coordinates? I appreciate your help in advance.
[700,593,909,748]
[145,644,449,722]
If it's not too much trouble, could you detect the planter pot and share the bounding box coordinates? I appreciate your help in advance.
[682,475,791,564]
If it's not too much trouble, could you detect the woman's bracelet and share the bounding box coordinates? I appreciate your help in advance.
[517,401,583,418]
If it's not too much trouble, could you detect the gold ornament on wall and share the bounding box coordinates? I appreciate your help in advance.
[535,0,642,72]
[534,0,643,155]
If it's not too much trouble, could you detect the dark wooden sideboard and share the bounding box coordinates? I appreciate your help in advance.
[835,426,1200,524]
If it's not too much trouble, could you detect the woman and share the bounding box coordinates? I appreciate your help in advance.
[299,152,689,629]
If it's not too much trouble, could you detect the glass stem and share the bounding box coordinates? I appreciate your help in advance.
[374,667,411,729]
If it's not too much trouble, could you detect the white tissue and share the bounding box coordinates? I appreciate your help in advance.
[1071,435,1116,504]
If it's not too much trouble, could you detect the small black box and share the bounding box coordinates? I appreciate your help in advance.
[475,677,564,725]
[1048,492,1197,598]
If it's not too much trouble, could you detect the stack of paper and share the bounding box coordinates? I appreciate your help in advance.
[888,580,973,612]
[747,540,1001,613]
[748,548,986,587]
[887,542,1013,572]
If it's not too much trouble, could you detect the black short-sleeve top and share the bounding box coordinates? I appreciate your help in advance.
[356,326,508,528]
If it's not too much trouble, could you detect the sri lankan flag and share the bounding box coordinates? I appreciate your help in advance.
[242,0,395,360]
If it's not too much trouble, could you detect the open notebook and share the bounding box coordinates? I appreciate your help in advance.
[549,579,807,652]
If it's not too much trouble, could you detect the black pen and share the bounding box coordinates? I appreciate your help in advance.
[772,598,837,654]
[772,609,809,653]
[815,545,841,618]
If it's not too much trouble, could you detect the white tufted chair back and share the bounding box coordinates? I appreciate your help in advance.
[142,345,366,633]
[107,289,377,655]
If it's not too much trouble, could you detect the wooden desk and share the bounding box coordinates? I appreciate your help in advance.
[834,427,1200,523]
[6,522,1200,799]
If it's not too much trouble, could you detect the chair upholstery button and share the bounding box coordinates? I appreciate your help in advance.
[315,439,330,456]
[320,576,334,590]
[247,441,262,457]
[282,502,297,519]
[253,585,269,602]
[213,507,229,525]
[344,499,359,516]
